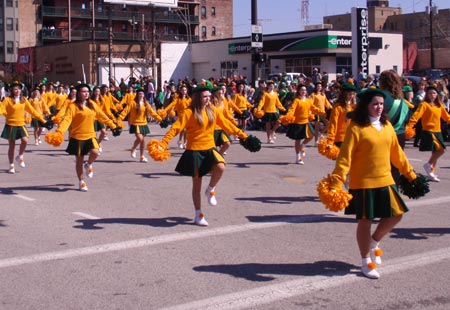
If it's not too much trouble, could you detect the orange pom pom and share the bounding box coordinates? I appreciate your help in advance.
[45,132,64,147]
[317,138,340,160]
[316,175,353,212]
[253,109,264,119]
[147,139,171,161]
[405,125,415,140]
[367,262,377,270]
[169,110,176,118]
[52,116,62,124]
[373,248,383,257]
[279,114,295,126]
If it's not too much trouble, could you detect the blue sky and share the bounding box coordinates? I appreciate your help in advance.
[233,0,449,37]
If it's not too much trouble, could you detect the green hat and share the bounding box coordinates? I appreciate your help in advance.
[192,85,211,93]
[10,81,23,89]
[357,88,386,102]
[211,86,222,93]
[341,83,357,92]
[266,80,275,85]
[75,83,91,91]
[402,85,413,93]
[426,85,439,93]
[135,87,145,93]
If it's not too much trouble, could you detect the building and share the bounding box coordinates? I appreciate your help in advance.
[10,0,233,87]
[323,0,450,71]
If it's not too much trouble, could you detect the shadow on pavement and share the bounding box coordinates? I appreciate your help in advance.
[390,227,450,240]
[0,184,74,193]
[193,261,359,281]
[231,162,289,168]
[73,216,193,230]
[246,213,356,224]
[137,172,180,178]
[0,220,6,227]
[235,195,319,204]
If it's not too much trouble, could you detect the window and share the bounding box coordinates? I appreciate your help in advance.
[6,18,13,31]
[0,42,3,55]
[221,61,238,78]
[6,0,13,7]
[121,23,127,31]
[6,41,14,54]
[286,57,321,76]
[211,26,216,36]
[201,6,206,18]
[211,7,216,16]
[376,65,381,74]
[335,56,352,75]
[16,18,18,31]
[201,26,207,38]
[0,18,3,31]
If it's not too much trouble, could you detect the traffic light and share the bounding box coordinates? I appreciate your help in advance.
[253,53,266,64]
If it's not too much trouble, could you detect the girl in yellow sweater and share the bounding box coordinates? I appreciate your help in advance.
[257,80,286,143]
[329,88,419,279]
[407,85,450,182]
[232,82,253,130]
[118,88,162,162]
[29,87,51,146]
[311,82,332,145]
[1,82,52,174]
[158,86,252,226]
[211,86,236,154]
[163,85,191,149]
[55,84,121,191]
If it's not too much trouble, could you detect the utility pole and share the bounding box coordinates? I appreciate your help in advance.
[251,0,258,87]
[429,0,435,68]
[108,4,113,86]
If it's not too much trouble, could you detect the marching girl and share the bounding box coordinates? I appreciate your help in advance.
[162,85,191,149]
[155,86,254,226]
[285,84,323,165]
[116,85,136,112]
[1,82,52,174]
[52,86,77,124]
[29,86,51,146]
[118,88,162,162]
[91,86,109,153]
[211,86,236,154]
[99,84,121,141]
[310,82,332,145]
[232,81,253,130]
[50,84,121,191]
[326,83,357,148]
[407,85,450,182]
[324,88,423,279]
[256,80,286,144]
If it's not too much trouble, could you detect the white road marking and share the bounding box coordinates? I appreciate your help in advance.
[0,196,447,269]
[72,212,100,220]
[159,247,450,310]
[14,194,36,202]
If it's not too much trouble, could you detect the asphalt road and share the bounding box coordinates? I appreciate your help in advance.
[1,119,450,310]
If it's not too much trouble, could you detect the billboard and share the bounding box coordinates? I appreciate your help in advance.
[104,0,178,8]
[351,7,369,77]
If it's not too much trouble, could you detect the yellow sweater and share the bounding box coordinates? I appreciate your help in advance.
[119,101,160,125]
[57,101,116,140]
[1,97,46,126]
[311,92,332,112]
[162,107,248,150]
[407,101,450,132]
[163,96,191,115]
[233,94,252,111]
[30,98,50,118]
[257,91,286,113]
[331,121,416,189]
[55,93,68,111]
[287,97,323,124]
[326,102,355,144]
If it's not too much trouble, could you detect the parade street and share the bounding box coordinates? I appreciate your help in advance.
[1,121,450,310]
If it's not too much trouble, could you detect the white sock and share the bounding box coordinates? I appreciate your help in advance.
[370,238,380,249]
[195,209,203,217]
[207,185,216,193]
[362,257,372,265]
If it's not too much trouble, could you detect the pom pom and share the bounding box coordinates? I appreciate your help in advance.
[147,139,171,161]
[317,138,340,160]
[157,109,167,119]
[253,109,264,119]
[279,114,295,125]
[367,262,377,270]
[239,135,261,152]
[397,173,430,199]
[405,125,415,140]
[373,248,383,257]
[169,110,176,118]
[52,115,62,124]
[316,175,353,212]
[159,118,169,128]
[45,132,64,147]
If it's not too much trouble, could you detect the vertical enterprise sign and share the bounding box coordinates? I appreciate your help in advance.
[351,7,369,77]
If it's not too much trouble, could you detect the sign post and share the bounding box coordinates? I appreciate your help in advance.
[251,25,263,48]
[351,7,369,80]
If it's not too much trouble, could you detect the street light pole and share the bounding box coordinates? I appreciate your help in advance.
[429,0,435,68]
[251,0,258,87]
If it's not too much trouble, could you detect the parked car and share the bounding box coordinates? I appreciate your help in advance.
[268,72,307,85]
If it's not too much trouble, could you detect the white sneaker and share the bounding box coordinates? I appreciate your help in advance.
[35,141,39,146]
[84,162,94,178]
[301,150,306,158]
[205,189,218,206]
[423,163,440,182]
[8,164,15,174]
[103,136,109,141]
[130,149,137,158]
[38,139,42,144]
[370,247,383,265]
[140,156,148,163]
[194,213,209,226]
[79,180,88,192]
[178,142,184,149]
[361,263,380,279]
[98,144,103,153]
[16,156,26,168]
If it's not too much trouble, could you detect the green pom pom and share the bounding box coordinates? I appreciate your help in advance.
[159,118,169,128]
[398,173,430,199]
[240,135,261,152]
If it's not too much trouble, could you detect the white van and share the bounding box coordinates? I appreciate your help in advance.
[268,72,307,84]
